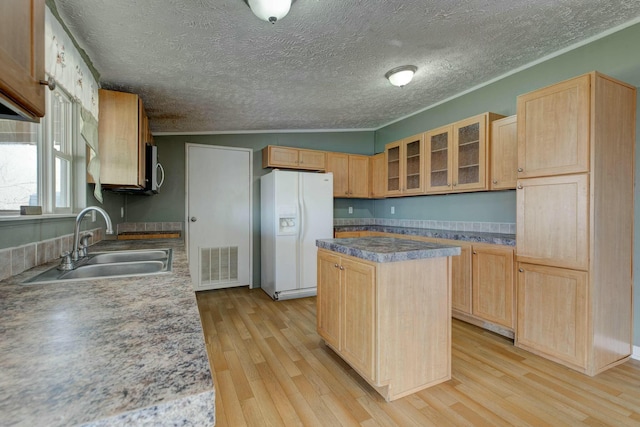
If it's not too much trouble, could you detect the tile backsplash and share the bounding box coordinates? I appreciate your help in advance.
[0,227,103,281]
[334,218,516,234]
[117,222,183,233]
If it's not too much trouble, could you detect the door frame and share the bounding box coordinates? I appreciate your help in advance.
[184,143,254,288]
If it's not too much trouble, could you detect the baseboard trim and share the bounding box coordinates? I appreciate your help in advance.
[633,346,640,361]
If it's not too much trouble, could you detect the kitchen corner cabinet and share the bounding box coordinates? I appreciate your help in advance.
[326,152,369,198]
[515,72,635,375]
[426,113,504,194]
[369,153,386,198]
[317,248,451,401]
[385,133,425,196]
[490,115,517,190]
[0,0,45,121]
[262,145,326,171]
[95,89,152,188]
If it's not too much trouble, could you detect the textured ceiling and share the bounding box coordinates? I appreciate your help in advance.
[52,0,640,133]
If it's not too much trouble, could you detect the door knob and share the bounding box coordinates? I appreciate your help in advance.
[190,217,197,222]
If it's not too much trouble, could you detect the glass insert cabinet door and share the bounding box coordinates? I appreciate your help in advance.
[453,114,487,191]
[385,142,401,194]
[426,125,453,192]
[404,137,422,192]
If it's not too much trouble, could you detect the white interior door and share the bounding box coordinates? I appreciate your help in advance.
[186,144,252,291]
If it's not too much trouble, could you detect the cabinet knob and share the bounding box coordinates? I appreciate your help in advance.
[334,263,339,268]
[472,251,477,255]
[517,184,523,189]
[517,167,523,172]
[492,180,498,185]
[39,77,56,90]
[519,268,524,273]
[453,183,457,187]
[339,265,344,270]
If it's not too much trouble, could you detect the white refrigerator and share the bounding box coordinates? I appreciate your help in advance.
[261,170,334,300]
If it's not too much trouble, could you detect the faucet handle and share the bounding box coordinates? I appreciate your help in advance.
[58,252,74,271]
[79,233,93,257]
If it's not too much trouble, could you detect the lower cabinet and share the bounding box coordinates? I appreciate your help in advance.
[317,248,451,401]
[516,263,588,370]
[446,240,515,337]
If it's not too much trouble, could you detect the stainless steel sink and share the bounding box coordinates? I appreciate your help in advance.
[23,248,173,284]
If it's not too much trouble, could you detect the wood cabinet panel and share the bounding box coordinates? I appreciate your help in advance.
[517,74,590,178]
[327,152,349,197]
[451,242,472,314]
[0,0,45,120]
[516,174,589,270]
[472,245,514,329]
[369,153,386,198]
[348,155,370,198]
[97,89,149,187]
[317,251,342,349]
[490,115,517,190]
[516,263,588,369]
[341,257,376,380]
[262,145,326,171]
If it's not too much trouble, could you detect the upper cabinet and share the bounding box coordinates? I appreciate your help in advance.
[326,152,369,198]
[385,133,425,196]
[426,113,504,193]
[517,74,590,178]
[490,115,517,190]
[96,89,153,188]
[262,145,326,171]
[0,0,46,121]
[369,153,386,198]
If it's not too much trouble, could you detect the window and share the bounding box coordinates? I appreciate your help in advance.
[0,85,83,215]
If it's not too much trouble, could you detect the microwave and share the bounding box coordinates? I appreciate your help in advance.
[106,143,165,195]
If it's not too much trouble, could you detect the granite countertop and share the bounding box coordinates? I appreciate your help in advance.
[317,237,461,263]
[334,224,516,246]
[0,239,214,426]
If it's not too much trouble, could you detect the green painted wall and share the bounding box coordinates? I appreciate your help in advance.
[126,132,374,285]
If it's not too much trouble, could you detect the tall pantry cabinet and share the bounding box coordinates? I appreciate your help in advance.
[515,72,636,375]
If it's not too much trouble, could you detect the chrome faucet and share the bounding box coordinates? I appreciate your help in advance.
[71,206,114,262]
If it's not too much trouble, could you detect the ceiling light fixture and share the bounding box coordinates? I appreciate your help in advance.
[385,65,418,87]
[246,0,292,24]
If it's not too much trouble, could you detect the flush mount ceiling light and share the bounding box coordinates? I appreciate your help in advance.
[385,65,418,87]
[245,0,292,24]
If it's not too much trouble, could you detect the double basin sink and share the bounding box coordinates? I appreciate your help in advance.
[23,248,173,284]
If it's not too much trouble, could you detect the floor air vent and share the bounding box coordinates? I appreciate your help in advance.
[201,246,238,284]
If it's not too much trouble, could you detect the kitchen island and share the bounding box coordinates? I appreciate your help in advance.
[0,239,214,426]
[316,237,460,401]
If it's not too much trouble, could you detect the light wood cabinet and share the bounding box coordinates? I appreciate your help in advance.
[516,174,589,270]
[517,263,588,369]
[451,241,473,315]
[490,115,517,190]
[385,133,425,196]
[0,0,45,121]
[426,113,504,193]
[326,152,369,198]
[515,72,635,375]
[96,89,153,188]
[369,153,386,198]
[262,145,326,171]
[317,248,451,401]
[517,74,590,178]
[472,244,514,329]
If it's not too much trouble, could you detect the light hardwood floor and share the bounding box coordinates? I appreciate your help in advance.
[196,287,640,427]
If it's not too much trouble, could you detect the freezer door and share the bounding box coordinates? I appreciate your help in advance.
[299,172,334,290]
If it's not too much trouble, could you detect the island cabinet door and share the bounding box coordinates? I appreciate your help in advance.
[340,257,376,382]
[317,250,342,349]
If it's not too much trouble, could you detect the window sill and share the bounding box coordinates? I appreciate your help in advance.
[0,213,77,222]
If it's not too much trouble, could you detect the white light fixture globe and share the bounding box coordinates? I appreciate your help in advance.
[248,0,292,24]
[385,65,418,87]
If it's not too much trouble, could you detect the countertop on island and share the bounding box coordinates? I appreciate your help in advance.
[334,224,516,246]
[317,237,461,263]
[0,239,214,426]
